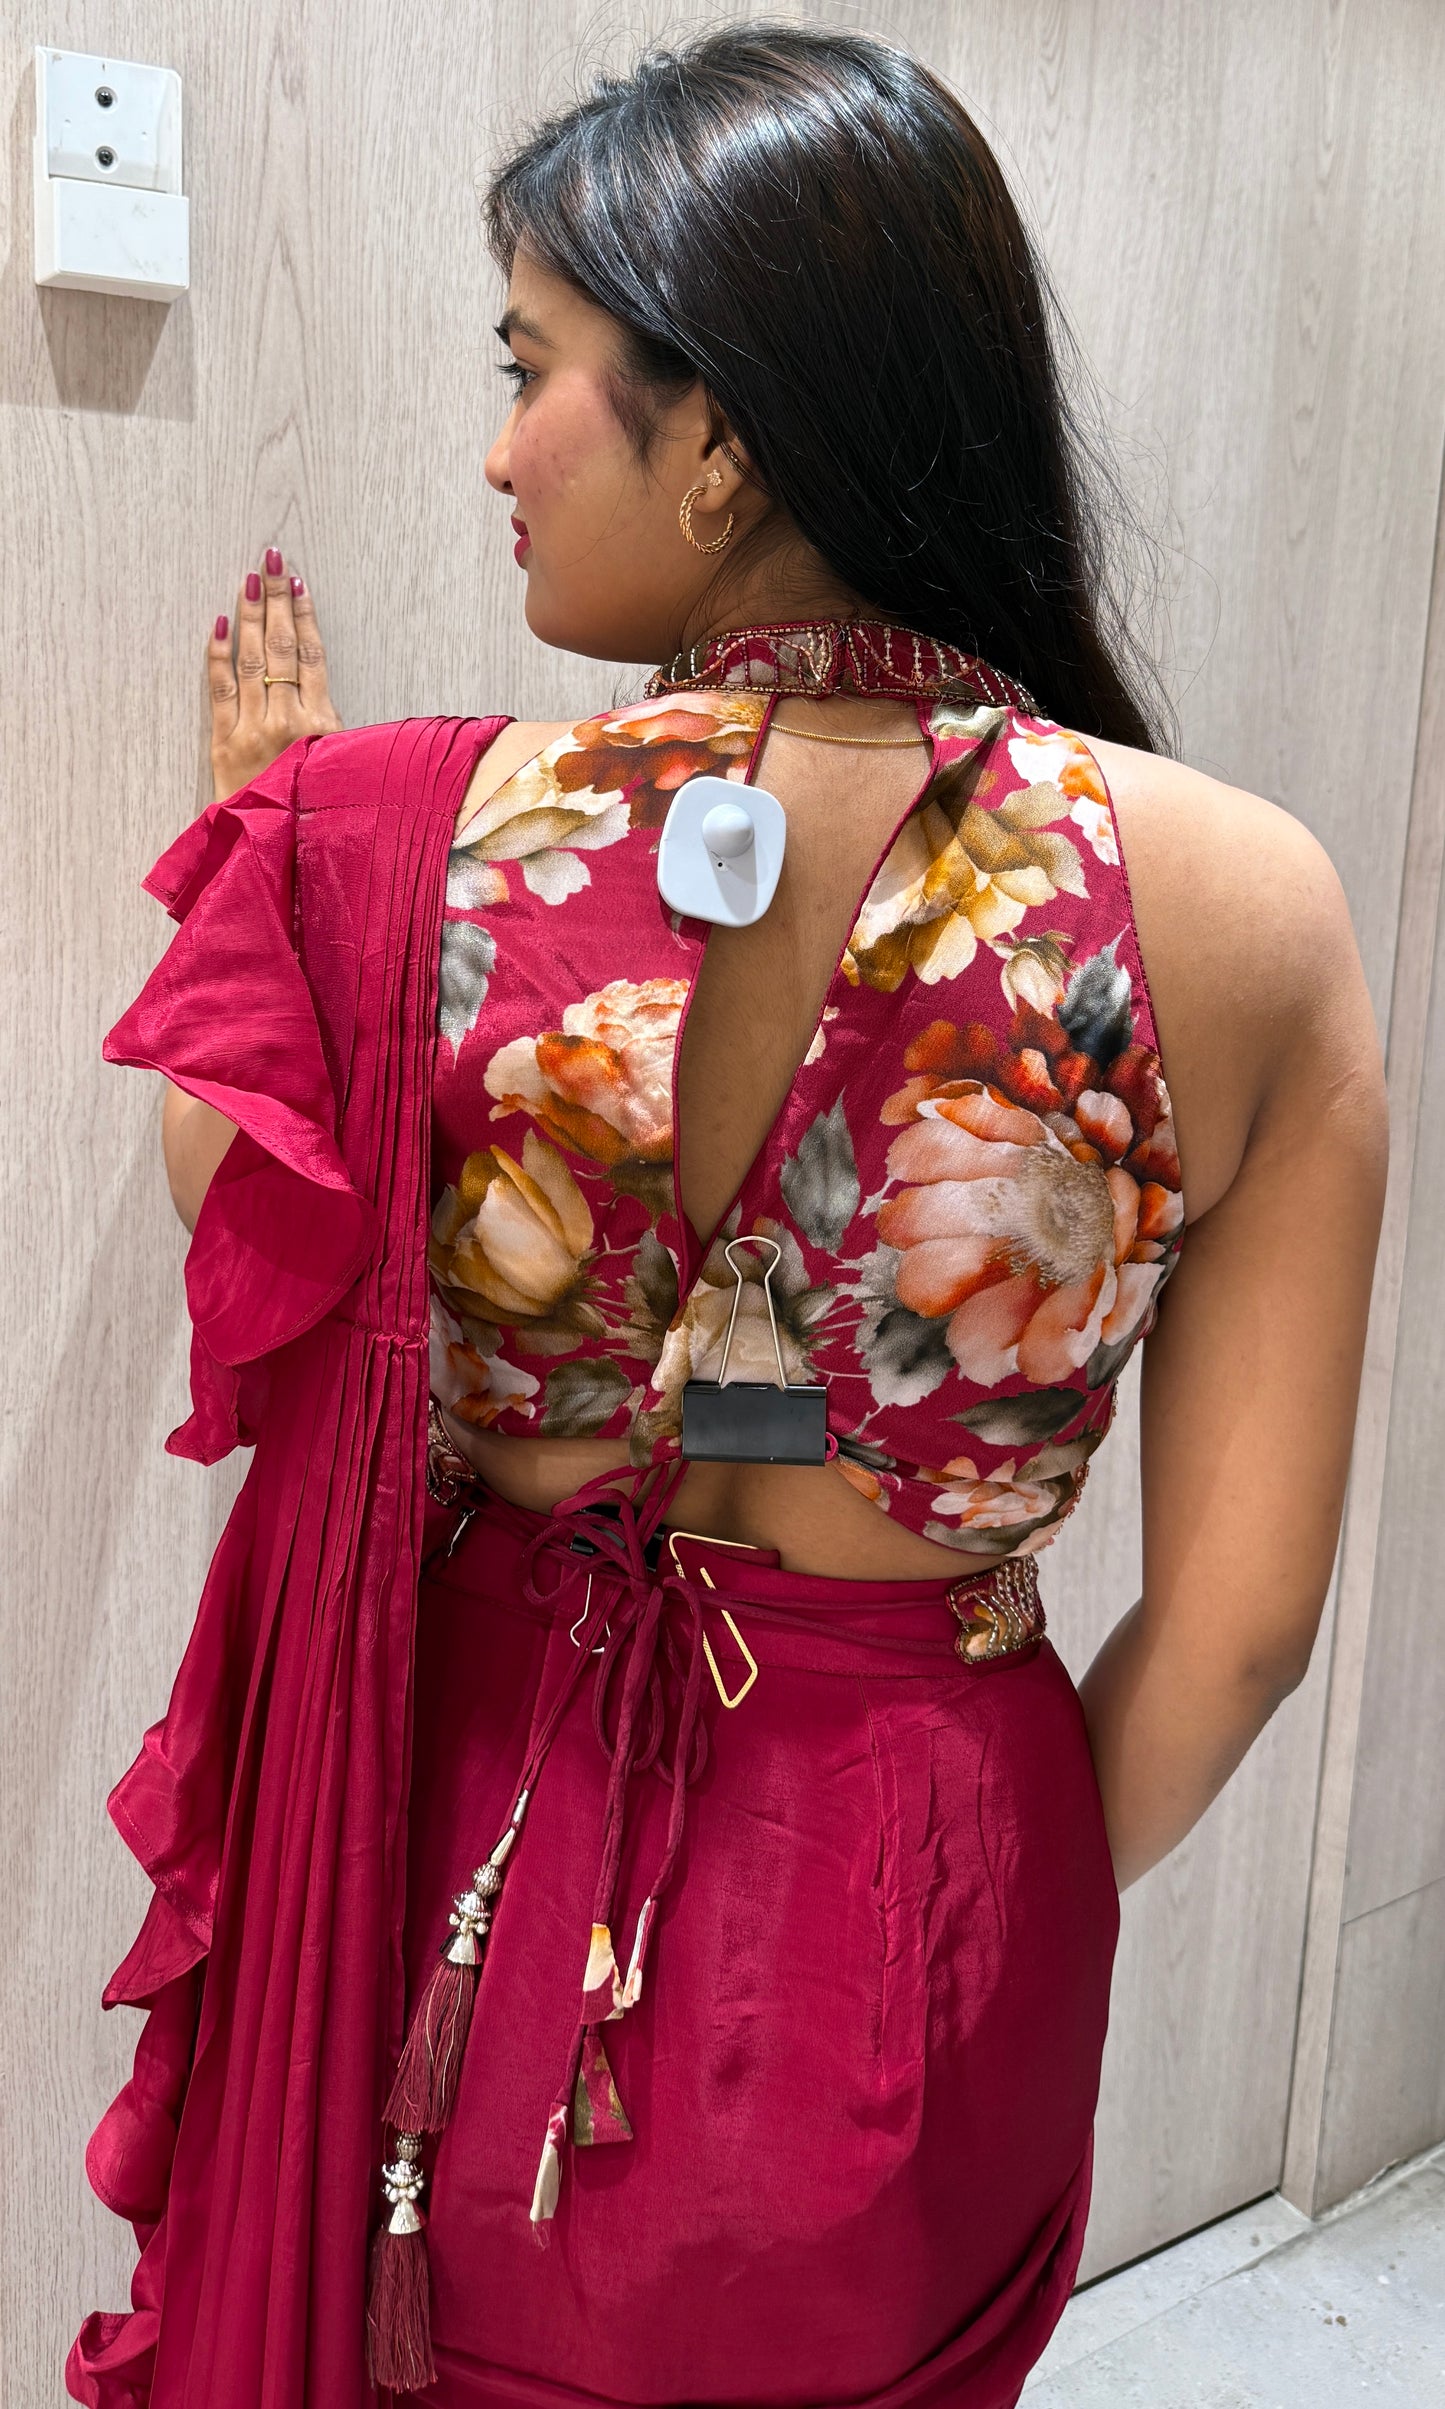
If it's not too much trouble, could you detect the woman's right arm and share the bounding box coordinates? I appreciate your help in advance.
[1078,749,1388,1887]
[162,551,343,1228]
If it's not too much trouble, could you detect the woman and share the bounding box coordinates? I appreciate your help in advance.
[72,26,1385,2409]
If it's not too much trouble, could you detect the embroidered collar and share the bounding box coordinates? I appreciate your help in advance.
[647,617,1035,711]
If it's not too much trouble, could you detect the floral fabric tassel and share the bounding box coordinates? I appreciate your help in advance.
[574,2032,632,2144]
[572,1922,636,2145]
[365,2134,436,2391]
[530,2101,569,2226]
[531,1919,644,2229]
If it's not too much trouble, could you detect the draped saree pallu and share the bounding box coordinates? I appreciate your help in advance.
[69,717,508,2409]
[74,695,1123,2409]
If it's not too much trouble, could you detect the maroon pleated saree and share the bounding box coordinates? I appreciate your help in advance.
[70,718,507,2409]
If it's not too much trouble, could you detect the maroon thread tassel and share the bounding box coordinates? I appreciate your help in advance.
[384,1954,477,2131]
[365,2136,437,2391]
[384,1821,518,2130]
[366,1803,529,2386]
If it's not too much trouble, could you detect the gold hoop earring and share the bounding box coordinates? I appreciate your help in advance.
[680,470,735,555]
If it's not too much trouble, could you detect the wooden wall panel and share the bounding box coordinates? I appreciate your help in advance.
[1284,451,1445,2214]
[1318,1876,1445,2207]
[1341,551,1445,1927]
[4,2,1445,2396]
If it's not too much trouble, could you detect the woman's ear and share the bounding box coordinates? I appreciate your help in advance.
[712,433,754,498]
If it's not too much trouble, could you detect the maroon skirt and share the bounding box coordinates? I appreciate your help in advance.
[400,1491,1118,2408]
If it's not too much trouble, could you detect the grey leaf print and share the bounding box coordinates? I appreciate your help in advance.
[1058,935,1132,1065]
[540,1357,631,1439]
[780,1097,861,1251]
[627,1226,680,1326]
[835,1432,895,1474]
[623,1228,680,1360]
[438,918,497,1059]
[447,845,500,915]
[850,1244,953,1409]
[922,1517,1043,1561]
[951,1389,1086,1447]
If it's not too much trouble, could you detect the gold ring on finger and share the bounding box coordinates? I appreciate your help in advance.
[263,674,301,686]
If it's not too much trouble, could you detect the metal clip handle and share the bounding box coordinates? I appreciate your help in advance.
[716,1235,789,1390]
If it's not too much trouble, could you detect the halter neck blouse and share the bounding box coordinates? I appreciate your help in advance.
[429,655,1182,1561]
[647,615,1037,710]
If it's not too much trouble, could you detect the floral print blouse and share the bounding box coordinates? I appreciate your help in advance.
[429,691,1183,1561]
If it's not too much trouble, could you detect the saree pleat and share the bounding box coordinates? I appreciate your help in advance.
[69,718,508,2409]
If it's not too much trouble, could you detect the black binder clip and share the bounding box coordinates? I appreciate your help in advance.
[681,1235,830,1465]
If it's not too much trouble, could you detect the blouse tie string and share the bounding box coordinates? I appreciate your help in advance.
[367,1456,704,2392]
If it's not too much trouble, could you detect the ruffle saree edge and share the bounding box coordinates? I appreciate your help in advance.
[68,718,507,2409]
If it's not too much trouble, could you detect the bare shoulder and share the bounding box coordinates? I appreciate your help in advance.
[456,718,573,838]
[1089,737,1355,977]
[1085,736,1379,1213]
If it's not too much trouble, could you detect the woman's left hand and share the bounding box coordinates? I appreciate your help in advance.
[165,548,348,1231]
[207,548,343,800]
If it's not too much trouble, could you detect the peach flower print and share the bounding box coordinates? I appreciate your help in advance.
[921,1430,1101,1559]
[876,960,1183,1391]
[879,1084,1179,1387]
[429,1130,604,1345]
[836,1455,887,1507]
[484,978,685,1174]
[429,1295,540,1427]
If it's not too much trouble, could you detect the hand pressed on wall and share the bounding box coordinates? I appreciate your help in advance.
[207,547,343,800]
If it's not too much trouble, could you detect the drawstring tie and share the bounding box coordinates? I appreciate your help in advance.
[368,1458,707,2391]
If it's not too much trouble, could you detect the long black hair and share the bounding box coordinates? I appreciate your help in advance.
[486,22,1166,750]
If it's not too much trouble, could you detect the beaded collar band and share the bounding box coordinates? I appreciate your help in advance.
[647,617,1036,713]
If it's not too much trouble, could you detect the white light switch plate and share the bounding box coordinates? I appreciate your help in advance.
[34,46,189,300]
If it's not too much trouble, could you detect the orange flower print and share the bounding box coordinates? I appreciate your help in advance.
[920,1431,1101,1559]
[876,950,1183,1390]
[484,979,685,1195]
[447,693,767,910]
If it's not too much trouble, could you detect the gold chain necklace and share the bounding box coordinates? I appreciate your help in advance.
[768,717,929,749]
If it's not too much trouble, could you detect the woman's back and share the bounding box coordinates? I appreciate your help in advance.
[438,669,1378,1583]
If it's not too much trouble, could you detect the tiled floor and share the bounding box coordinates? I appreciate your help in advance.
[1024,2143,1445,2405]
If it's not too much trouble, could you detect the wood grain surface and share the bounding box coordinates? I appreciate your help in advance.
[4,0,1444,2393]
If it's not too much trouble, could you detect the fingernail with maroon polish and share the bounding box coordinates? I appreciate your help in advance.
[266,548,283,576]
[214,614,229,641]
[290,574,305,596]
[246,572,261,602]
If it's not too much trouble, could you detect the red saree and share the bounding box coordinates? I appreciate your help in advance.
[71,705,1121,2409]
[69,718,507,2409]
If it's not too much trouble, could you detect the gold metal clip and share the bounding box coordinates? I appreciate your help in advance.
[665,1529,761,1708]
